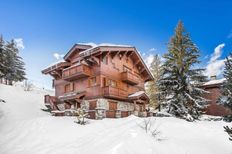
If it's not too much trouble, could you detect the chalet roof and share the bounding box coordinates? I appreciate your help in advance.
[128,91,146,98]
[43,43,154,81]
[64,43,153,81]
[63,43,93,61]
[42,60,70,74]
[128,91,149,103]
[44,59,65,70]
[77,43,132,56]
[203,78,226,86]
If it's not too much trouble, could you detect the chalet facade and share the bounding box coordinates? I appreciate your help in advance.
[201,77,231,116]
[42,43,153,119]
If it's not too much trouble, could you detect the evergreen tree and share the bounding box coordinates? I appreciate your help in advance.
[4,40,26,84]
[146,55,162,110]
[219,54,232,110]
[0,35,6,78]
[159,21,208,120]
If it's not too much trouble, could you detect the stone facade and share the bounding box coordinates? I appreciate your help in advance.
[54,98,148,119]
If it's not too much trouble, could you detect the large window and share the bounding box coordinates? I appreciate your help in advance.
[64,83,73,93]
[107,79,117,88]
[89,77,97,86]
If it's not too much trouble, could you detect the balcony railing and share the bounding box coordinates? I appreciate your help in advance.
[62,64,91,81]
[103,86,128,99]
[121,71,139,85]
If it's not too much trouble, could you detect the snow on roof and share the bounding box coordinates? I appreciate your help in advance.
[203,78,226,86]
[77,42,132,48]
[63,62,81,71]
[51,110,65,113]
[78,42,133,56]
[43,59,66,70]
[128,91,145,98]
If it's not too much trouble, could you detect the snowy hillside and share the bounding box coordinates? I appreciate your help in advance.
[0,84,231,154]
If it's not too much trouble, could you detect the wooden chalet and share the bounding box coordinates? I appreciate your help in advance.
[42,43,153,119]
[201,76,231,116]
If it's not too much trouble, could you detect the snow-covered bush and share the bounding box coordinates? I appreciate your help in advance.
[75,107,89,125]
[24,80,33,91]
[138,118,152,133]
[0,99,6,103]
[138,118,162,140]
[155,111,172,117]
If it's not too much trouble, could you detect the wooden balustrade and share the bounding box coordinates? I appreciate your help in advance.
[103,86,128,99]
[62,64,91,81]
[121,71,139,85]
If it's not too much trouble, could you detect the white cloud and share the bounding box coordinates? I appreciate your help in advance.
[148,48,156,52]
[144,54,155,68]
[205,43,225,77]
[14,38,24,50]
[53,53,64,60]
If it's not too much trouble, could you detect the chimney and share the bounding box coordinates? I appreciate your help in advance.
[210,75,217,80]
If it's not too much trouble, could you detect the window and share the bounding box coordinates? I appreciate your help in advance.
[102,55,108,65]
[107,79,117,88]
[64,83,74,93]
[102,77,107,87]
[123,65,131,72]
[89,77,97,86]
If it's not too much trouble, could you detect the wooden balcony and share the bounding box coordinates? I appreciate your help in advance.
[62,64,91,81]
[121,71,139,85]
[103,86,128,99]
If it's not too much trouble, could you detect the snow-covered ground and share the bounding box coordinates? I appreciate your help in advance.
[0,84,231,154]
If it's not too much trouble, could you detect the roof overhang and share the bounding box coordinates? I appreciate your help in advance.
[77,45,154,82]
[64,44,93,61]
[128,91,149,103]
[42,61,71,75]
[58,91,86,102]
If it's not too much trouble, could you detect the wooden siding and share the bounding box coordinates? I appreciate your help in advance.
[204,86,231,116]
[43,46,150,108]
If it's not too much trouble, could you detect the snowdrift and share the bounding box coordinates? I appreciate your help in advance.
[0,84,231,154]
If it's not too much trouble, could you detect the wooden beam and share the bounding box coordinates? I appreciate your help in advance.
[139,67,146,73]
[110,51,117,59]
[51,70,62,78]
[134,60,141,66]
[120,51,126,57]
[127,51,134,58]
[91,56,100,65]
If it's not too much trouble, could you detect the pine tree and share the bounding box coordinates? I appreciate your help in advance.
[146,55,162,110]
[159,21,208,120]
[218,53,232,121]
[0,35,6,78]
[4,40,26,85]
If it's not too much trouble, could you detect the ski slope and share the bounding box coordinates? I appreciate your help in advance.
[0,84,231,154]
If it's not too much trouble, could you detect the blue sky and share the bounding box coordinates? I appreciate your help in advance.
[0,0,232,89]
